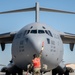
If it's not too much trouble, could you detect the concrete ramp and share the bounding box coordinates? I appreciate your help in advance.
[0,72,75,75]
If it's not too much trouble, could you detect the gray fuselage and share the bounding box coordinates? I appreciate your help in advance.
[12,22,63,70]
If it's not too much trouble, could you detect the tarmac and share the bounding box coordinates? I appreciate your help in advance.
[0,72,75,75]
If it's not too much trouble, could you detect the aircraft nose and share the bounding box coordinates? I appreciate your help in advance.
[28,36,44,53]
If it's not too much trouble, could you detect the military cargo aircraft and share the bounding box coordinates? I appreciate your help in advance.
[0,2,75,75]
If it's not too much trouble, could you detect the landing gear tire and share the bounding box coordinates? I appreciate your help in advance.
[64,71,69,75]
[5,71,10,75]
[18,70,23,75]
[12,73,16,75]
[64,67,70,75]
[52,69,57,75]
[58,73,63,75]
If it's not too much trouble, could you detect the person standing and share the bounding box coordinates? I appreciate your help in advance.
[26,42,44,75]
[32,54,41,75]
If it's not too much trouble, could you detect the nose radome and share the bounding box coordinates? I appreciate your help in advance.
[29,36,44,53]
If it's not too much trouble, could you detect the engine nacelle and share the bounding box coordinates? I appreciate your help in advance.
[1,43,5,51]
[69,43,74,51]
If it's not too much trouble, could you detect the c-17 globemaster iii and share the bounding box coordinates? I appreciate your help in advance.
[0,2,75,75]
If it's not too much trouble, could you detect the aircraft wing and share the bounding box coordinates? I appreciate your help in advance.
[0,32,16,44]
[59,32,75,51]
[59,32,75,43]
[0,32,17,51]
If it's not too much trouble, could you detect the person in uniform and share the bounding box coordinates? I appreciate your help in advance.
[27,42,44,75]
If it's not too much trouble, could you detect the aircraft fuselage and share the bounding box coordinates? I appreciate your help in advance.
[12,22,63,70]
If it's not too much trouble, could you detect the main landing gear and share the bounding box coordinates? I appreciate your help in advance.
[52,67,74,75]
[5,70,23,75]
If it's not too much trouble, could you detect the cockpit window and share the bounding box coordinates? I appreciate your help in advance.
[23,29,53,36]
[42,26,46,29]
[48,30,53,37]
[27,30,30,34]
[23,30,30,36]
[30,26,33,29]
[38,30,45,34]
[45,30,49,35]
[45,30,53,37]
[47,38,50,44]
[24,30,27,36]
[30,30,37,34]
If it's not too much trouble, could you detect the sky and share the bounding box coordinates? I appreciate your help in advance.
[0,0,75,66]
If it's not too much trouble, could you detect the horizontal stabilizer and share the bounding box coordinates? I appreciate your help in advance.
[0,2,75,22]
[40,7,75,14]
[0,7,35,14]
